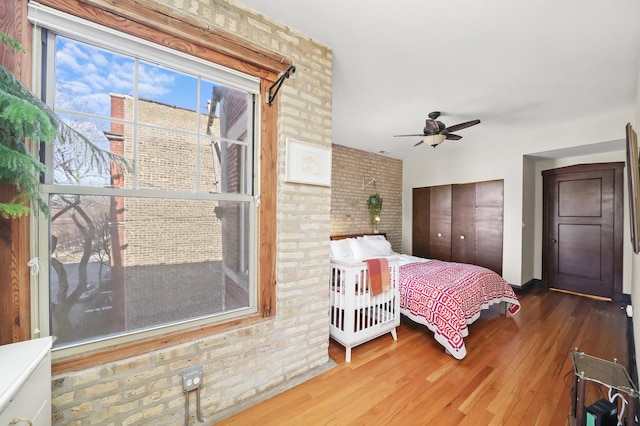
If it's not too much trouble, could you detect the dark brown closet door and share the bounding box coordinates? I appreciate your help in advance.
[475,180,504,275]
[543,163,623,301]
[412,187,430,258]
[412,180,504,272]
[429,185,452,261]
[451,184,475,264]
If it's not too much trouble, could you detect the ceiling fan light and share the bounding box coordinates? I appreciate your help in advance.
[423,134,446,147]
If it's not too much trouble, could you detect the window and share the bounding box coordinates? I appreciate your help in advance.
[30,5,262,352]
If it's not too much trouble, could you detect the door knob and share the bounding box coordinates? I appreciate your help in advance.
[460,235,465,240]
[551,239,557,243]
[437,233,442,237]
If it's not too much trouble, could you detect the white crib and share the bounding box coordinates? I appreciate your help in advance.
[329,258,400,362]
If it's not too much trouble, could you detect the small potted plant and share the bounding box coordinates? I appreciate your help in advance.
[367,193,382,232]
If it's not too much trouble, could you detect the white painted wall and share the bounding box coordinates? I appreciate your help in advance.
[403,108,634,287]
[633,66,640,377]
[521,156,536,284]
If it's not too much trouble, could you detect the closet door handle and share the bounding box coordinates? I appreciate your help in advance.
[437,232,442,237]
[551,239,557,243]
[460,235,465,240]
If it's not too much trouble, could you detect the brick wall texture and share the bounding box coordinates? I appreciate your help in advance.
[112,95,223,266]
[50,0,334,424]
[331,144,403,251]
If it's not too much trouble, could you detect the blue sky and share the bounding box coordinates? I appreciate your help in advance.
[54,36,215,119]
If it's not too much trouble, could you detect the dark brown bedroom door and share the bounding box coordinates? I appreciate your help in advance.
[412,187,431,258]
[412,181,503,274]
[451,184,475,265]
[429,185,452,261]
[474,180,504,275]
[412,185,453,260]
[542,163,623,302]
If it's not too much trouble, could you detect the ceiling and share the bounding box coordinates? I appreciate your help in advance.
[236,0,640,160]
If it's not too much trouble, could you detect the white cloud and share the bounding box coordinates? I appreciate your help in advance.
[137,63,176,98]
[55,37,199,117]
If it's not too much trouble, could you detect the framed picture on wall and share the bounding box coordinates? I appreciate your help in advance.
[285,138,331,187]
[626,122,640,254]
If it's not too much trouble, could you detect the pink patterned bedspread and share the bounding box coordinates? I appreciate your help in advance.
[399,260,520,360]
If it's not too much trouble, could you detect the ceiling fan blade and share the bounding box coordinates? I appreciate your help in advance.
[394,133,424,137]
[444,119,481,133]
[446,133,462,140]
[414,140,424,147]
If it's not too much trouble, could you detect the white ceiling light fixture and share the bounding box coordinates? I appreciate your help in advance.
[423,134,446,147]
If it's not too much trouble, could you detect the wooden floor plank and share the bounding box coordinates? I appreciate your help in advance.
[216,286,631,425]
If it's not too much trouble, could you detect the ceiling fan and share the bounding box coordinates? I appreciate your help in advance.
[394,111,481,148]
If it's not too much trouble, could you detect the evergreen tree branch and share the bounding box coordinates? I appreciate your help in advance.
[0,31,133,219]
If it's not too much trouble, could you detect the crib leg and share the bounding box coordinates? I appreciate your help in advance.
[390,328,397,341]
[345,347,351,363]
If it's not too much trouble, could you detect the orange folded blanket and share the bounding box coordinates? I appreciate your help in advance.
[365,258,390,296]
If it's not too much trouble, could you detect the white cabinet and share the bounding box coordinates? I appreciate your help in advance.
[0,337,52,426]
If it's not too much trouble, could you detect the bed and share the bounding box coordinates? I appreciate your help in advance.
[329,234,521,360]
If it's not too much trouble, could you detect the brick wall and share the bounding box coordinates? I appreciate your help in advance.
[109,95,223,266]
[330,144,403,251]
[50,0,333,424]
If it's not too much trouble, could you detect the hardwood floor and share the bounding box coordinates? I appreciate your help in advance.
[217,286,631,425]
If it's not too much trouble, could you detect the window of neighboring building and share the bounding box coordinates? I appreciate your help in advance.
[29,5,262,353]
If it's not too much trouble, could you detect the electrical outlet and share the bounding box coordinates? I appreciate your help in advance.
[182,366,203,392]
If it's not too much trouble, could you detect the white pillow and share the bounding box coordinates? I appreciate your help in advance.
[330,239,354,259]
[361,235,387,241]
[348,238,386,260]
[359,237,392,256]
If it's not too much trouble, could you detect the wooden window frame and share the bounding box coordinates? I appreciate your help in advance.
[2,0,288,374]
[0,0,33,347]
